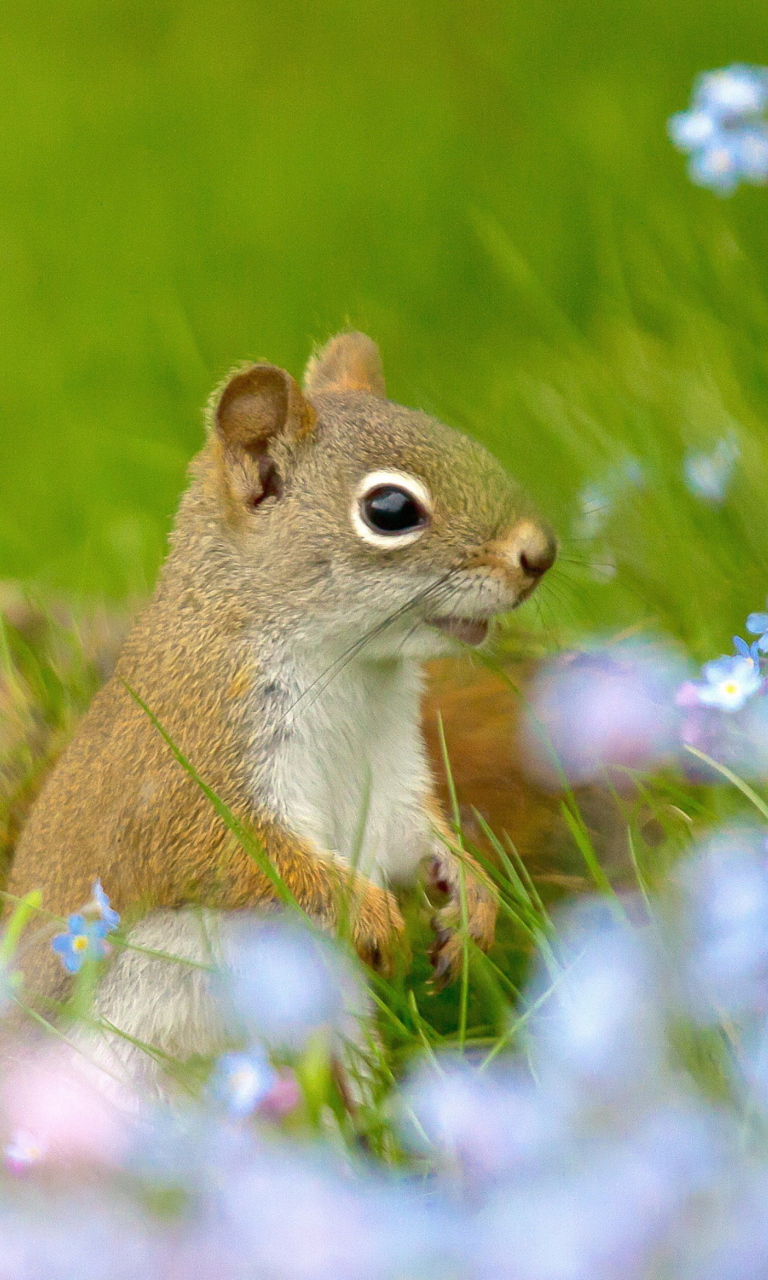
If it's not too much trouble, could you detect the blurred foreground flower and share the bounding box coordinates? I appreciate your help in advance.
[9,836,768,1275]
[209,1049,277,1119]
[401,1058,564,1182]
[4,1129,47,1172]
[403,885,732,1280]
[207,1048,300,1122]
[675,828,768,1022]
[220,918,364,1054]
[472,1102,723,1280]
[1,1042,139,1170]
[669,64,768,194]
[521,641,687,787]
[187,1149,454,1280]
[526,903,668,1109]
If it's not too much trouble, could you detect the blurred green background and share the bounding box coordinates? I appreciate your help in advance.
[3,0,768,658]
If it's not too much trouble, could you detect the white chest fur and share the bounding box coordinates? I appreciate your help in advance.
[257,649,434,885]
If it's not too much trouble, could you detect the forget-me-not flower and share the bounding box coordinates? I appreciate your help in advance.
[51,914,110,974]
[209,1049,278,1120]
[89,879,120,931]
[747,600,768,653]
[669,64,768,194]
[734,635,763,662]
[689,654,763,712]
[50,880,120,973]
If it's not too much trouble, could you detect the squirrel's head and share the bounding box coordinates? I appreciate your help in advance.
[189,332,555,657]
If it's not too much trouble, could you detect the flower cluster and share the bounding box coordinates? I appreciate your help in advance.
[521,599,768,788]
[669,64,768,194]
[1,838,766,1276]
[399,830,768,1280]
[671,602,768,777]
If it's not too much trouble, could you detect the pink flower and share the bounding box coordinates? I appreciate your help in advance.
[258,1069,302,1121]
[4,1128,48,1173]
[1,1041,139,1170]
[521,642,687,788]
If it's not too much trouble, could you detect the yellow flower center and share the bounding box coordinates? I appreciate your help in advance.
[72,935,89,952]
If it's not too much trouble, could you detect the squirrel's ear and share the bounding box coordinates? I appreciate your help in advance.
[212,363,315,506]
[303,332,386,398]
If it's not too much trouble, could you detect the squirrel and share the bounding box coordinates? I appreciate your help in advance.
[5,332,555,1075]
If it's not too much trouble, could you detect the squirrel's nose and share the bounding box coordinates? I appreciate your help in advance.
[510,520,557,581]
[519,532,555,578]
[479,519,557,591]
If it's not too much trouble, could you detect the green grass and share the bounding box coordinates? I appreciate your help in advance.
[0,0,767,656]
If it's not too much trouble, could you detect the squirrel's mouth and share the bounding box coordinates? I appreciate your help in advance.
[426,616,490,647]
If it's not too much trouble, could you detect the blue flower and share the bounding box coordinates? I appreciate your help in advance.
[692,654,762,712]
[733,635,762,662]
[209,1049,277,1120]
[683,435,739,503]
[572,458,645,543]
[222,919,360,1052]
[51,914,110,974]
[572,483,611,541]
[669,64,768,194]
[695,65,768,118]
[89,879,120,931]
[679,829,768,1020]
[747,601,768,653]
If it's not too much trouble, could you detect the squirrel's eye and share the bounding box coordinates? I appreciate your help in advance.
[362,485,427,535]
[352,470,432,549]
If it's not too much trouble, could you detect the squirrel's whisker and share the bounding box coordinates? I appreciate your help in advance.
[392,578,469,658]
[286,571,459,723]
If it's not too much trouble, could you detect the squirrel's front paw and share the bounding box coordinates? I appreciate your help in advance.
[426,852,498,990]
[350,881,410,978]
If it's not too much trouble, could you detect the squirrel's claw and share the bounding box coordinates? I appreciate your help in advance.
[425,850,498,989]
[350,881,410,978]
[427,919,458,991]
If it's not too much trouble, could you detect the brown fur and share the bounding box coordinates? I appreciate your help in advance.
[304,331,386,398]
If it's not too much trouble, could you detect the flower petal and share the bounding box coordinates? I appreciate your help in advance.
[703,656,742,683]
